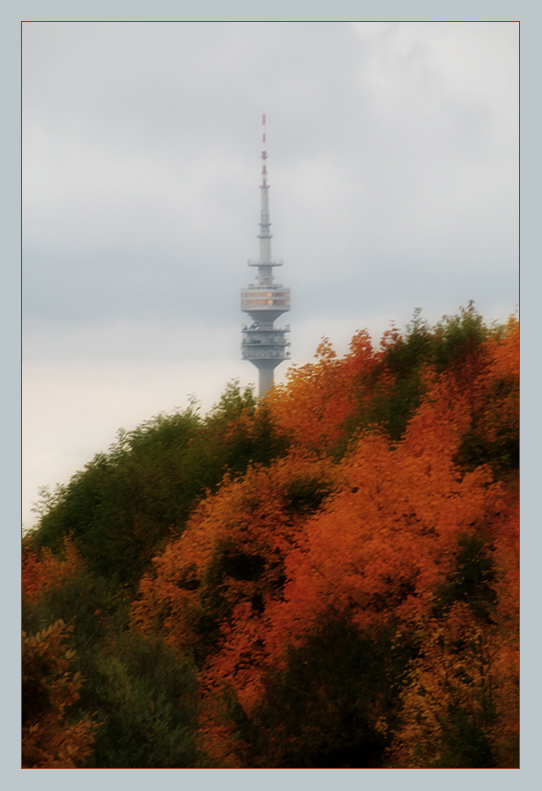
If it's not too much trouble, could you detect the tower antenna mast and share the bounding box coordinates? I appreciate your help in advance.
[241,116,291,397]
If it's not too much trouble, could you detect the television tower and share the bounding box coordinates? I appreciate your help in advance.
[241,115,291,397]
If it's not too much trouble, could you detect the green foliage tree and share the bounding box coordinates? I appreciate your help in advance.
[29,383,289,585]
[84,633,200,768]
[352,302,491,444]
[22,549,203,768]
[237,615,413,768]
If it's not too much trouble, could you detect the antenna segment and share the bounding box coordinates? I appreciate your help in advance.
[241,116,291,398]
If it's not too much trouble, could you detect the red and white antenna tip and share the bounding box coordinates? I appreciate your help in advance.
[262,113,266,125]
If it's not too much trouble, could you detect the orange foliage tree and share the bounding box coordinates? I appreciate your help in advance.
[22,536,81,606]
[132,452,337,657]
[197,380,510,752]
[21,537,101,768]
[22,620,97,768]
[131,314,518,767]
[265,331,379,454]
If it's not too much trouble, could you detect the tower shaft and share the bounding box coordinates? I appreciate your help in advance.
[241,116,291,398]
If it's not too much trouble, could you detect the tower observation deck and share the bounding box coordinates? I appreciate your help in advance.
[241,115,291,398]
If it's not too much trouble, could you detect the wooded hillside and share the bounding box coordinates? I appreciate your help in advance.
[22,304,519,768]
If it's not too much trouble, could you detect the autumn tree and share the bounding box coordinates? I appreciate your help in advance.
[131,452,337,661]
[25,306,517,768]
[22,620,97,768]
[130,308,518,768]
[22,535,81,607]
[266,331,378,456]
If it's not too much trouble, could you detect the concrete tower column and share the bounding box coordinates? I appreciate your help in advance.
[241,116,291,398]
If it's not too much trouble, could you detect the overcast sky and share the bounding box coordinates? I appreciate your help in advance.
[22,20,519,531]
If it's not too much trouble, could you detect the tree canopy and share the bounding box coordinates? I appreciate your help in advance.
[23,305,519,768]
